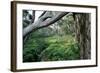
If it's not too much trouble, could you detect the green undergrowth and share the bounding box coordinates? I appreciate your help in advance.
[23,34,80,62]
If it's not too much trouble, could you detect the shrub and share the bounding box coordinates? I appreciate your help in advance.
[23,48,38,62]
[23,37,49,62]
[39,43,80,61]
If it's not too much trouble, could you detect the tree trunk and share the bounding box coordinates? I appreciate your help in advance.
[74,13,91,59]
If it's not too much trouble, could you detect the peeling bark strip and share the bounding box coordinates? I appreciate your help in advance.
[23,12,68,37]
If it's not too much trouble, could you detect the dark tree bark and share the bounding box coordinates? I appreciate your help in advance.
[74,13,91,59]
[31,10,35,23]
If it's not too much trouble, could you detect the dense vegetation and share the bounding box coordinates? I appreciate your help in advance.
[23,10,90,62]
[23,34,80,62]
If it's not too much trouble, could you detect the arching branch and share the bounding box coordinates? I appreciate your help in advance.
[23,11,68,37]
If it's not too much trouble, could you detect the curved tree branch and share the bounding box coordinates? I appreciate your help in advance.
[23,11,68,37]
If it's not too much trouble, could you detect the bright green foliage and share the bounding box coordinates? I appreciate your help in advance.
[39,36,80,61]
[23,34,80,62]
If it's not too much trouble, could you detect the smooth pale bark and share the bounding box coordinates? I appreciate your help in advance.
[23,12,68,37]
